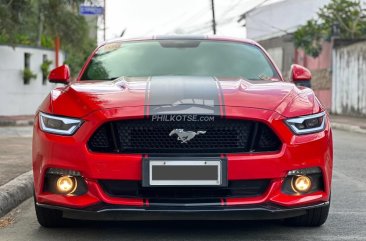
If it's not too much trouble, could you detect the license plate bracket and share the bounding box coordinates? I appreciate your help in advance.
[142,157,227,187]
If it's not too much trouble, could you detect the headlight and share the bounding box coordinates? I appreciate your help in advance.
[285,112,326,135]
[39,112,83,135]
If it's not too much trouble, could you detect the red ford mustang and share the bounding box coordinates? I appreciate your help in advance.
[32,36,333,227]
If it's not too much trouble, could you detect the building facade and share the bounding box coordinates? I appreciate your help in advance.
[0,45,64,116]
[245,0,332,109]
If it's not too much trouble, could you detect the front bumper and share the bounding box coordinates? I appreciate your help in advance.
[36,201,330,221]
[33,107,333,214]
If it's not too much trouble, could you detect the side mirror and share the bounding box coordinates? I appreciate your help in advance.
[48,65,70,84]
[290,64,311,88]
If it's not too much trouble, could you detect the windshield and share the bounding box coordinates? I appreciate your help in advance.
[80,40,279,80]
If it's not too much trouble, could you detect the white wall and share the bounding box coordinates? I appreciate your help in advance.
[0,45,64,116]
[246,0,331,41]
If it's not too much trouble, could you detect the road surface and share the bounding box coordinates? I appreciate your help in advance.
[0,129,365,241]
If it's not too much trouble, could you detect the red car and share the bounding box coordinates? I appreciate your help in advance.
[32,36,333,227]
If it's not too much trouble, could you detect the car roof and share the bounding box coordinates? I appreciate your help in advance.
[102,35,259,47]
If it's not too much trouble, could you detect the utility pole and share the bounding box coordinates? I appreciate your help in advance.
[210,0,217,35]
[120,29,127,37]
[103,0,106,41]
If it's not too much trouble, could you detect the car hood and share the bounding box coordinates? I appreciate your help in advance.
[45,76,320,118]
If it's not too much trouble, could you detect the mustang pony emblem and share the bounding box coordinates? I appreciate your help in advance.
[169,129,206,143]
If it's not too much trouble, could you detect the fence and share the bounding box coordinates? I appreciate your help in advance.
[332,40,366,116]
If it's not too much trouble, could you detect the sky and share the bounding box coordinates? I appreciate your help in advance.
[98,0,281,43]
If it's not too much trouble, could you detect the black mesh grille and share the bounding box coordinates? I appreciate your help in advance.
[258,124,282,149]
[88,125,112,150]
[88,117,281,153]
[99,180,270,199]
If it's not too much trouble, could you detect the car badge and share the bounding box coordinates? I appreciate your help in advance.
[169,129,206,143]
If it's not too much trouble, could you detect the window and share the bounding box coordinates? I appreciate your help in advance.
[81,40,280,81]
[42,55,48,85]
[23,53,31,85]
[24,53,30,68]
[23,53,37,85]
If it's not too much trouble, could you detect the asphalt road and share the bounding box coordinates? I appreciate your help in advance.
[0,129,365,241]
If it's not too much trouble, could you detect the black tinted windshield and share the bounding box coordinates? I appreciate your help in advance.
[81,40,279,80]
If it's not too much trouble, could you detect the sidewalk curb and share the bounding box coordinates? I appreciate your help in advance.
[0,171,33,218]
[0,120,34,127]
[331,123,366,134]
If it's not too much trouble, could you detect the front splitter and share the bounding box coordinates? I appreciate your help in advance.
[36,201,329,221]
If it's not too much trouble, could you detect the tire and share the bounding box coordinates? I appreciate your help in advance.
[34,194,65,228]
[283,204,330,227]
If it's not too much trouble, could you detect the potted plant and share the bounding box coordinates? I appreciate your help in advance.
[41,59,53,84]
[22,68,37,85]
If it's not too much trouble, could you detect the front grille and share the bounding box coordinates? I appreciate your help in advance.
[99,180,270,200]
[88,117,281,153]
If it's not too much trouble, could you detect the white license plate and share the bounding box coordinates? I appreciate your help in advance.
[149,160,222,186]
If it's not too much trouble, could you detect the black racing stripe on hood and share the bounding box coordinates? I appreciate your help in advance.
[146,76,221,115]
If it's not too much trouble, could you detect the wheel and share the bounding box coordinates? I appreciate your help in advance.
[283,204,330,227]
[34,193,65,228]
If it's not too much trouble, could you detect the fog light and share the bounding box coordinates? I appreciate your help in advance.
[292,175,312,193]
[56,176,77,194]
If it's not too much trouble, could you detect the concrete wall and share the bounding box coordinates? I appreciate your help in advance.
[295,42,333,110]
[332,41,366,116]
[258,34,295,74]
[246,0,334,110]
[295,42,332,86]
[0,45,64,116]
[259,37,333,110]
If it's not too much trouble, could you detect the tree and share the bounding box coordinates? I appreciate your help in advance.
[0,0,97,77]
[36,0,97,76]
[0,0,35,45]
[294,0,366,57]
[294,20,324,58]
